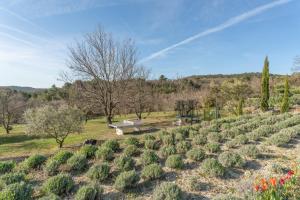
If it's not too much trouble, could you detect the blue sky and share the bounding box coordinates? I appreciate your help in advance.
[0,0,299,87]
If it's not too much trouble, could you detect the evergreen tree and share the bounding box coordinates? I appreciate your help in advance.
[280,77,289,113]
[260,56,270,111]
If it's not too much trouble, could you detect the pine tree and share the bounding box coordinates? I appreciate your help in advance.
[260,56,270,111]
[237,99,244,116]
[280,77,289,113]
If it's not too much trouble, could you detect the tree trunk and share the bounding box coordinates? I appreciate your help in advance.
[106,116,112,125]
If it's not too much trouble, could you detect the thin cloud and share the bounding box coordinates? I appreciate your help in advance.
[0,32,34,46]
[139,0,293,63]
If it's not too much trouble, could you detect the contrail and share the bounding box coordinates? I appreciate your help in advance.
[139,0,292,63]
[0,32,35,46]
[0,6,54,37]
[0,24,48,42]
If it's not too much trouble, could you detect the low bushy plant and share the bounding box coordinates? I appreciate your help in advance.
[21,154,47,171]
[141,150,159,166]
[160,145,176,157]
[186,148,205,161]
[141,163,163,181]
[52,151,73,164]
[144,139,160,150]
[207,132,223,143]
[162,134,175,146]
[79,145,98,159]
[268,132,292,147]
[113,170,140,191]
[95,147,114,161]
[174,132,186,141]
[0,182,32,200]
[233,134,248,146]
[0,161,15,175]
[124,137,139,146]
[205,142,221,153]
[123,145,139,156]
[188,130,199,138]
[175,141,191,154]
[201,158,225,178]
[44,159,60,176]
[143,135,156,141]
[67,154,88,172]
[153,182,182,200]
[0,172,25,185]
[192,134,207,145]
[86,163,110,182]
[114,155,135,171]
[218,151,245,168]
[102,139,119,152]
[165,155,184,169]
[42,173,74,195]
[75,184,103,200]
[240,145,260,158]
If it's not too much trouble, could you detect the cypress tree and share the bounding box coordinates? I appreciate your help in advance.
[237,99,244,116]
[260,56,270,111]
[280,77,289,113]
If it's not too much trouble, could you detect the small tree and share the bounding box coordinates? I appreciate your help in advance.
[260,56,270,111]
[24,105,83,148]
[0,89,26,134]
[280,77,289,113]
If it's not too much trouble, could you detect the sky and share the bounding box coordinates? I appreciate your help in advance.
[0,0,299,88]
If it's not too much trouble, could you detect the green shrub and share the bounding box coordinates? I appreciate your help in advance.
[141,163,163,181]
[188,130,199,138]
[186,148,205,161]
[52,151,73,164]
[67,154,88,172]
[0,161,15,175]
[114,155,135,171]
[223,130,236,139]
[124,137,139,146]
[160,145,176,157]
[0,172,25,185]
[102,139,119,152]
[141,150,159,166]
[240,145,260,158]
[144,140,160,150]
[21,154,47,170]
[267,128,296,146]
[95,147,114,161]
[143,135,156,141]
[153,182,182,200]
[193,134,207,145]
[205,142,221,153]
[44,159,60,176]
[123,145,139,157]
[75,184,103,200]
[207,132,223,143]
[42,173,74,195]
[175,141,191,154]
[113,170,140,192]
[233,134,248,146]
[201,158,225,178]
[174,132,186,141]
[79,145,98,159]
[218,151,245,168]
[86,163,110,182]
[225,140,236,149]
[165,155,184,169]
[38,193,61,200]
[162,134,175,146]
[0,182,32,200]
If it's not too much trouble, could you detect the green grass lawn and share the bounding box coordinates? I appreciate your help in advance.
[0,112,176,159]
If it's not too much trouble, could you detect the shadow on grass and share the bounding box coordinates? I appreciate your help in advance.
[244,160,262,170]
[0,134,40,145]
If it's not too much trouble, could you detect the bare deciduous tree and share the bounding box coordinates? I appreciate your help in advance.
[0,89,26,134]
[67,27,138,125]
[127,68,153,120]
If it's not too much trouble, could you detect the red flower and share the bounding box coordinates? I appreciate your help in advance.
[288,170,294,176]
[279,178,285,185]
[261,183,268,191]
[254,185,260,191]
